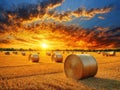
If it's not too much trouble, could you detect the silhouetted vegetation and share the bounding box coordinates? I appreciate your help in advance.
[0,48,120,52]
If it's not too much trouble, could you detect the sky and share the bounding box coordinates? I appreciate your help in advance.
[0,0,120,49]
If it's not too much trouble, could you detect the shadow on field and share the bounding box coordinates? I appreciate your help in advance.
[79,77,120,90]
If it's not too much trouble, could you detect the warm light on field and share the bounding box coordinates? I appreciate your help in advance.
[41,43,48,49]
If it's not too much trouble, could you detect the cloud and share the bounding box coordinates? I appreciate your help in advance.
[0,0,112,26]
[0,39,10,44]
[94,26,109,31]
[15,38,28,42]
[43,6,112,22]
[46,10,72,22]
[0,22,119,49]
[72,7,112,19]
[0,0,64,25]
[98,16,105,19]
[0,1,118,49]
[39,0,64,10]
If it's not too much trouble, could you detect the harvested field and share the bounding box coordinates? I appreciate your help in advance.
[0,51,120,90]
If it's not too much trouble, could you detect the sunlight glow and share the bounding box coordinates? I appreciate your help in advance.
[41,43,48,49]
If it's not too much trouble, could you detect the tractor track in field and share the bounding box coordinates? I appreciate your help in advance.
[0,62,61,68]
[0,71,63,80]
[98,60,120,65]
[0,64,37,68]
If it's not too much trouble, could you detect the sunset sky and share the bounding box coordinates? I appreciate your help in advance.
[0,0,120,49]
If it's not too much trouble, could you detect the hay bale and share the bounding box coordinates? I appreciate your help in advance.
[21,52,26,56]
[29,53,39,62]
[102,51,107,56]
[51,53,63,63]
[102,51,116,56]
[64,54,98,80]
[37,52,40,54]
[46,52,51,56]
[4,51,10,55]
[63,51,65,54]
[97,51,101,54]
[81,51,84,54]
[108,51,116,56]
[13,51,18,54]
[72,51,74,54]
[67,51,69,54]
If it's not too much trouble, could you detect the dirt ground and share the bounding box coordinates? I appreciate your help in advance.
[0,51,120,90]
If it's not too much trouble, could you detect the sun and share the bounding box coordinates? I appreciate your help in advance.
[41,43,48,49]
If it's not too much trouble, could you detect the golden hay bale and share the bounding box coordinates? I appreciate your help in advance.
[29,53,39,62]
[46,52,51,56]
[37,52,40,54]
[97,51,101,54]
[51,53,63,63]
[21,52,26,56]
[64,54,98,80]
[4,51,10,55]
[102,51,116,56]
[81,51,84,54]
[13,51,18,54]
[102,51,107,56]
[62,51,65,54]
[107,51,116,56]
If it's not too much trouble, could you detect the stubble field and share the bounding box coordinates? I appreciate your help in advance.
[0,51,120,90]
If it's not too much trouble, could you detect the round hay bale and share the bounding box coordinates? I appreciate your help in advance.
[63,51,65,54]
[13,51,18,54]
[72,51,74,54]
[81,51,84,54]
[21,52,26,56]
[4,51,10,55]
[67,51,69,54]
[102,51,106,56]
[51,53,63,63]
[108,51,116,56]
[37,52,40,54]
[64,54,98,80]
[102,51,115,56]
[97,51,101,54]
[46,52,51,56]
[29,53,39,62]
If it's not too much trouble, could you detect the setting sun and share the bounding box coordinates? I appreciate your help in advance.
[41,43,48,49]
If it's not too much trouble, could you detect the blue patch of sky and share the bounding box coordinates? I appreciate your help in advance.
[57,0,120,28]
[0,0,120,28]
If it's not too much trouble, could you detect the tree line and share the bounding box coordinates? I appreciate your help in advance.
[0,48,120,52]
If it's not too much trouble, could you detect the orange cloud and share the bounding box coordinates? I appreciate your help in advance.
[94,26,109,31]
[0,22,119,49]
[0,2,112,26]
[98,16,105,19]
[0,1,118,49]
[72,7,111,19]
[41,6,112,22]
